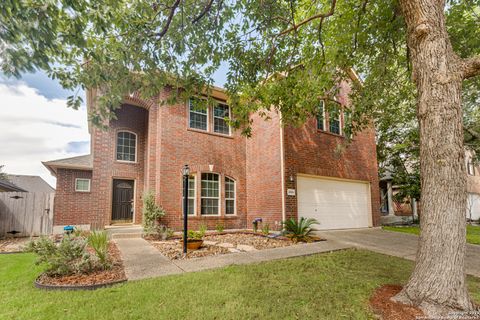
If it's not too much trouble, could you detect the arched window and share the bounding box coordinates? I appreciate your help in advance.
[116,131,137,162]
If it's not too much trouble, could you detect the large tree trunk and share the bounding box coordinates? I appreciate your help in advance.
[393,0,477,316]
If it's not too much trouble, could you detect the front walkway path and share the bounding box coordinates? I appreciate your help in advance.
[320,228,480,278]
[115,238,351,281]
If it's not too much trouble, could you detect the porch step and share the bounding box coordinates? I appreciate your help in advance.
[111,232,143,239]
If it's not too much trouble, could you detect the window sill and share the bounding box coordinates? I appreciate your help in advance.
[316,129,346,139]
[115,160,139,165]
[182,215,240,219]
[187,128,233,139]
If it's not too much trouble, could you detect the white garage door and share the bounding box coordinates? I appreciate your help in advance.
[297,176,371,230]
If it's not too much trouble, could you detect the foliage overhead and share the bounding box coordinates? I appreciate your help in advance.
[0,0,479,154]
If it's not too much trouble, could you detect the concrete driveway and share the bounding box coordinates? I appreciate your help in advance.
[319,228,480,278]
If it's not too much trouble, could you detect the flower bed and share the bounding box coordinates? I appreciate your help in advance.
[0,237,30,253]
[146,231,301,260]
[35,242,126,289]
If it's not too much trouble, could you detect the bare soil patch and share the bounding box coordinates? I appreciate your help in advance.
[36,242,126,287]
[369,285,424,320]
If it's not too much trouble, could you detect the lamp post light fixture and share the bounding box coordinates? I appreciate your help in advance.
[182,164,190,254]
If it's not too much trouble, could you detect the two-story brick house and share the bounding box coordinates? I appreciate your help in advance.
[43,82,380,233]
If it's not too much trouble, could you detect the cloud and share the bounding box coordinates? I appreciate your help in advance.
[0,83,90,187]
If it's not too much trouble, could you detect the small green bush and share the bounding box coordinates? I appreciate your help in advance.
[87,231,110,269]
[262,223,270,235]
[25,236,93,276]
[283,217,319,243]
[198,223,207,237]
[187,230,204,240]
[215,223,224,233]
[142,190,166,231]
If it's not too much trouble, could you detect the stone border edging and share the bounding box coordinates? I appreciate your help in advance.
[0,251,24,254]
[34,276,127,291]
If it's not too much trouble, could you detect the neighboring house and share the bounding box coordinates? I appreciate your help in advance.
[0,179,27,192]
[6,175,55,193]
[379,150,480,223]
[43,81,380,233]
[466,150,480,221]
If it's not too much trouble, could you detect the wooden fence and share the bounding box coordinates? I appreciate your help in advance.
[0,192,54,237]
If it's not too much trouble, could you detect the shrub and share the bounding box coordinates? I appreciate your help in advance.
[215,223,224,233]
[187,230,204,240]
[25,236,93,276]
[87,231,110,269]
[142,190,166,231]
[262,223,270,236]
[282,217,319,243]
[198,223,207,237]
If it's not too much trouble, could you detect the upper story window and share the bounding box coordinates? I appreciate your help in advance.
[201,173,220,215]
[316,101,343,136]
[468,161,475,176]
[189,98,208,131]
[225,177,235,215]
[75,178,91,192]
[316,101,326,131]
[329,105,341,135]
[116,131,137,162]
[214,103,231,135]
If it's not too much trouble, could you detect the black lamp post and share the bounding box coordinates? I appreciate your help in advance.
[181,164,190,254]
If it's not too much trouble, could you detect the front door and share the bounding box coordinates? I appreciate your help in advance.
[112,179,134,223]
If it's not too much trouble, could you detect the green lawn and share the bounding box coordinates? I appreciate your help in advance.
[1,250,480,320]
[383,225,480,245]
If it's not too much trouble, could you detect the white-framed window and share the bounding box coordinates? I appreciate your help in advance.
[468,161,475,176]
[316,100,326,131]
[213,103,231,135]
[75,178,91,192]
[185,175,196,215]
[189,98,208,131]
[225,177,235,215]
[329,105,342,135]
[201,173,220,215]
[116,131,137,162]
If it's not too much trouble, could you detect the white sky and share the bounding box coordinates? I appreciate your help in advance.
[0,83,90,188]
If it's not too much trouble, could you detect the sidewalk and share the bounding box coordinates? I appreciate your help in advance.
[115,238,351,281]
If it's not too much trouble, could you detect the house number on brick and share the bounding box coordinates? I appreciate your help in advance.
[287,189,296,196]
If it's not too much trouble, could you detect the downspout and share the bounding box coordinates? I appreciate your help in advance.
[280,122,286,223]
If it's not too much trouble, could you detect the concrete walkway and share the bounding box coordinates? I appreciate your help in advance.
[320,228,480,277]
[115,238,351,281]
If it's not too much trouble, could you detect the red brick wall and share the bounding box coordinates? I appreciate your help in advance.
[283,83,380,226]
[246,111,284,231]
[54,169,92,226]
[155,88,247,230]
[91,104,148,226]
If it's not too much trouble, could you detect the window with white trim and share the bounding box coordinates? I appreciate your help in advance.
[213,103,230,135]
[225,177,235,215]
[329,105,341,135]
[316,100,325,131]
[201,173,219,215]
[116,131,137,162]
[75,178,91,192]
[189,98,208,131]
[187,175,196,215]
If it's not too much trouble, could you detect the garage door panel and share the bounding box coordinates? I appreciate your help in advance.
[297,176,371,230]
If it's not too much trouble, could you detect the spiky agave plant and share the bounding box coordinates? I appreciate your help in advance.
[283,217,320,243]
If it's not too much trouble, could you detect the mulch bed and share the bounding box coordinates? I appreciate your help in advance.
[35,242,126,288]
[0,237,30,253]
[369,285,424,320]
[146,231,300,260]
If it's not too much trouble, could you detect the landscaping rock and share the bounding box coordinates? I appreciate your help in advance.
[203,240,218,246]
[217,242,235,248]
[228,248,241,253]
[237,244,258,252]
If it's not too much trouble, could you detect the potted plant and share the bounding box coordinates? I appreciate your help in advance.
[180,229,205,250]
